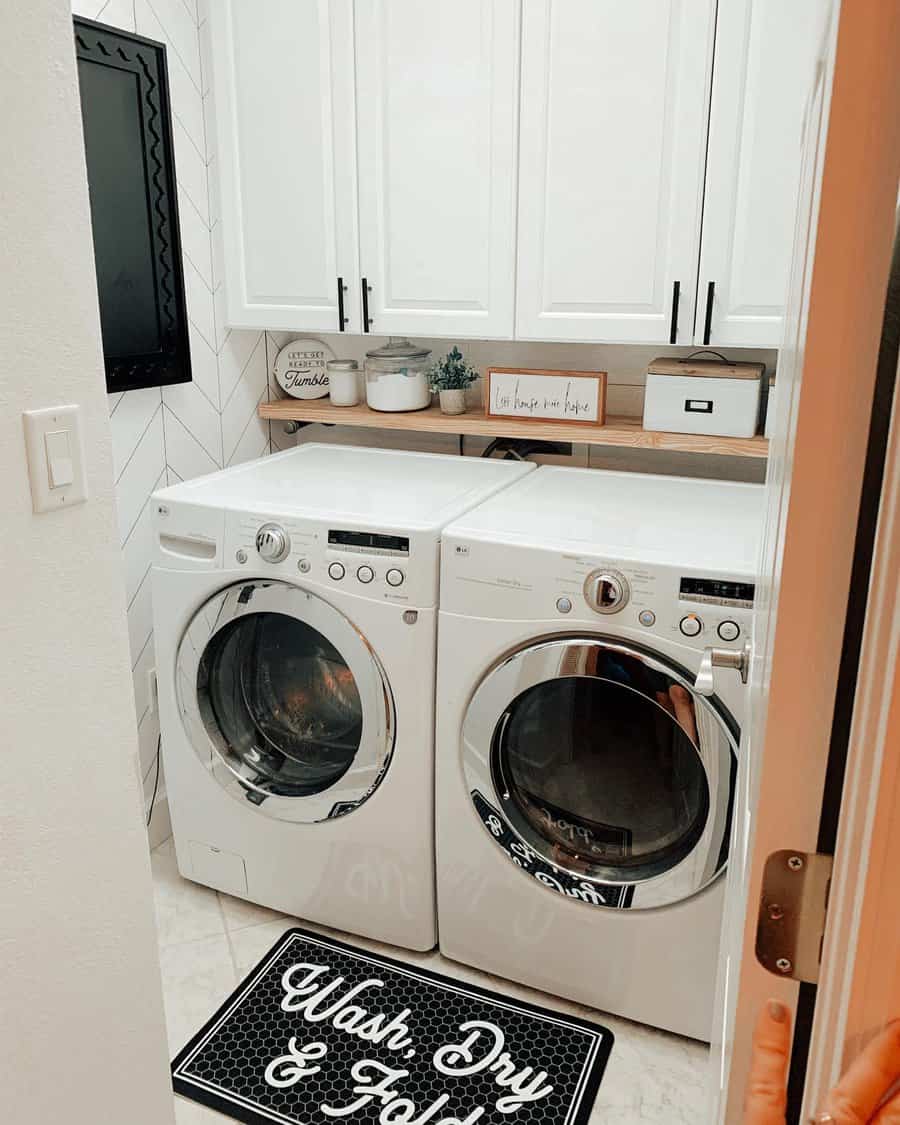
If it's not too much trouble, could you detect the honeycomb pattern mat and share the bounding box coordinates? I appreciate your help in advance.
[172,927,614,1125]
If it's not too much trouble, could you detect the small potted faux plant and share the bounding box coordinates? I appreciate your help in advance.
[428,346,479,416]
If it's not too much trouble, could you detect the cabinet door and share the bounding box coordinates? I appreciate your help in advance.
[354,0,519,340]
[516,0,716,344]
[211,0,359,332]
[696,0,825,348]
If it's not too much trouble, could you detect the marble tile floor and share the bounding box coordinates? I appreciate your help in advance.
[151,837,710,1124]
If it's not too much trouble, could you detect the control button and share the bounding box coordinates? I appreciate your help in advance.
[717,619,741,642]
[235,549,248,565]
[556,597,573,614]
[357,565,375,584]
[679,614,703,638]
[328,562,345,581]
[638,610,656,627]
[297,558,311,574]
[386,568,404,587]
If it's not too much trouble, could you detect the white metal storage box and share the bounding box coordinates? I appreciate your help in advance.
[643,356,765,438]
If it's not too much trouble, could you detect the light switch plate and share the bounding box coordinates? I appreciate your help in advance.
[23,405,88,513]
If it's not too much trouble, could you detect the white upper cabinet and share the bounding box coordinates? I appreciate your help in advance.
[515,0,716,344]
[354,0,520,339]
[210,0,359,333]
[695,0,825,348]
[208,0,818,347]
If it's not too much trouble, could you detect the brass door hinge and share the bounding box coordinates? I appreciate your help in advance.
[756,849,834,983]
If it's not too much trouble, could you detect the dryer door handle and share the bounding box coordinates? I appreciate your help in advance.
[695,642,751,697]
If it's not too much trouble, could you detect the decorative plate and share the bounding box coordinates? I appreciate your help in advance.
[273,338,335,399]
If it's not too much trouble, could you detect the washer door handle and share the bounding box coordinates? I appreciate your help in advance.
[695,642,751,697]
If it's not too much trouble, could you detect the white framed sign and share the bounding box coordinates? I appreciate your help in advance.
[273,338,335,399]
[485,367,607,426]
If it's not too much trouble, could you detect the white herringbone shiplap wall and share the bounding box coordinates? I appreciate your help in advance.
[72,0,271,834]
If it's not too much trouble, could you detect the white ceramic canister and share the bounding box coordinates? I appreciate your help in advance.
[327,359,361,407]
[365,337,432,412]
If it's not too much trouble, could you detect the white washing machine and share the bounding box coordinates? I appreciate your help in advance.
[151,444,533,952]
[435,467,763,1038]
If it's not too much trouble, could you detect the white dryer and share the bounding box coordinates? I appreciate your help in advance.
[435,467,763,1037]
[151,444,533,952]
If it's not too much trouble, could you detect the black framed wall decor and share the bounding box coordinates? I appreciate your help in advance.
[74,18,192,393]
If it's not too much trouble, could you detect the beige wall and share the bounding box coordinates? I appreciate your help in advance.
[0,2,174,1121]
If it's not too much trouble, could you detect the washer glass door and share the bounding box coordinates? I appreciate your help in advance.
[462,637,738,909]
[177,581,395,822]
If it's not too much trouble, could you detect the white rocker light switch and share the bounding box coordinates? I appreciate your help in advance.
[45,429,74,488]
[23,405,88,513]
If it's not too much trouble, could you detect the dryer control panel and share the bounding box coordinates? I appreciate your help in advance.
[441,533,755,651]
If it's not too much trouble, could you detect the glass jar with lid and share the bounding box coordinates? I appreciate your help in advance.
[364,337,432,412]
[326,359,360,407]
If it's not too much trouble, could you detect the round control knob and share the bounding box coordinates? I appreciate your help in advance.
[357,565,375,584]
[717,619,741,642]
[255,523,290,563]
[328,562,345,581]
[386,568,404,587]
[679,614,703,638]
[584,568,630,615]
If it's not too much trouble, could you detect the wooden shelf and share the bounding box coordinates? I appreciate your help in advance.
[259,399,769,459]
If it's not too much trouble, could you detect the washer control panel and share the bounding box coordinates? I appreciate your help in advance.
[226,512,422,603]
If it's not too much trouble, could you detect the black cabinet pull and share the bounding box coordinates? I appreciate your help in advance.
[361,277,372,332]
[669,280,681,344]
[337,276,347,331]
[702,281,715,346]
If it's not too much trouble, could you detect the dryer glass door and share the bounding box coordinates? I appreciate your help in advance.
[177,581,395,823]
[462,637,738,909]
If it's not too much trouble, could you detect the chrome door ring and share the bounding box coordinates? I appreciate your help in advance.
[176,580,395,823]
[461,634,739,910]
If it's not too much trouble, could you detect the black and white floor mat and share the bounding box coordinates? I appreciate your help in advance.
[172,927,614,1125]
